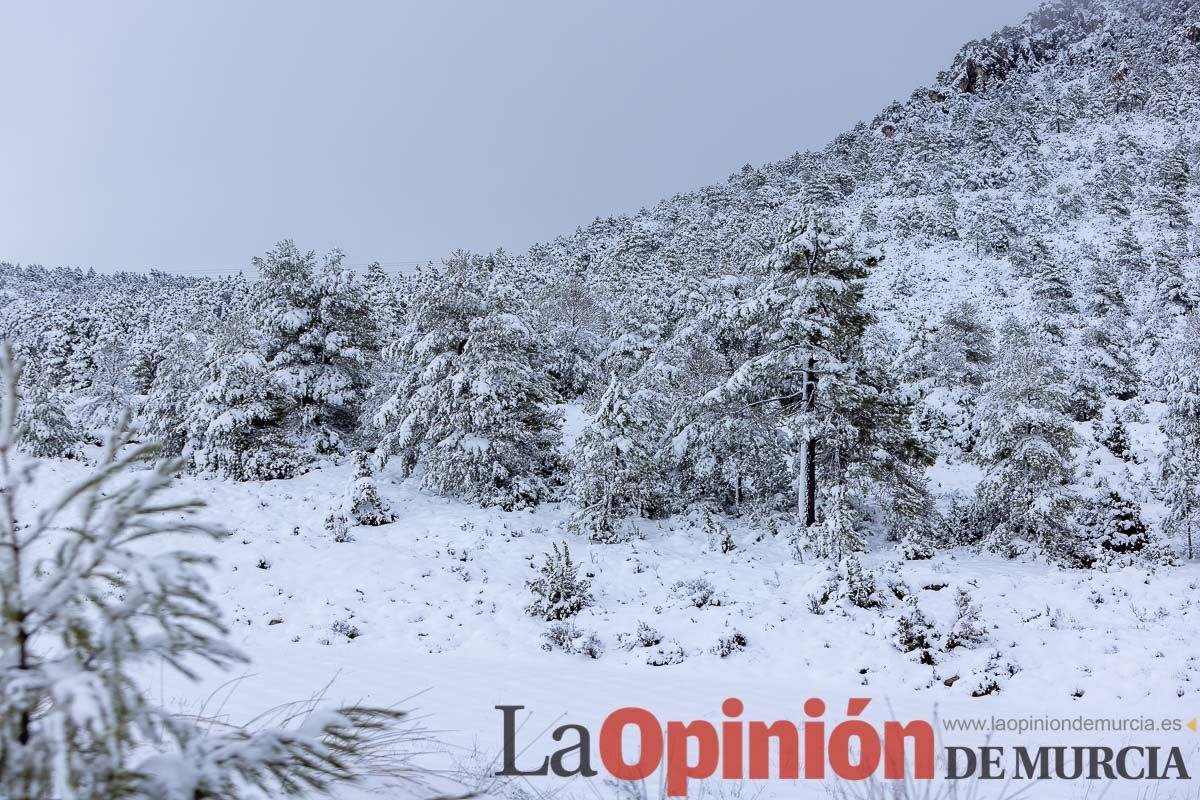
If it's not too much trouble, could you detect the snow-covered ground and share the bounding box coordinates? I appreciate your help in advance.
[22,451,1200,799]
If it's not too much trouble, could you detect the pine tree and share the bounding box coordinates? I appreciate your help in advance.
[325,451,395,538]
[1111,225,1148,282]
[1154,144,1192,228]
[0,345,405,800]
[945,588,987,649]
[813,484,863,560]
[973,319,1078,558]
[1083,256,1128,319]
[76,341,135,432]
[1152,240,1194,316]
[1087,486,1154,563]
[1025,238,1074,317]
[372,254,561,510]
[534,268,606,399]
[924,301,995,388]
[526,542,592,621]
[345,451,396,526]
[842,554,879,608]
[569,377,659,540]
[15,376,83,459]
[1160,317,1200,559]
[715,208,931,549]
[1077,313,1139,401]
[186,313,299,481]
[1096,160,1133,218]
[142,333,205,458]
[363,261,403,342]
[254,240,379,456]
[1096,406,1132,460]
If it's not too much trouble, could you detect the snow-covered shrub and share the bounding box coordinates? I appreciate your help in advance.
[618,621,663,650]
[526,542,592,621]
[712,631,748,657]
[944,589,987,650]
[541,621,580,652]
[645,640,686,666]
[541,622,603,659]
[326,511,353,543]
[331,618,361,641]
[577,631,605,659]
[972,650,1021,697]
[893,597,938,664]
[670,577,723,608]
[807,560,887,613]
[843,556,881,609]
[326,451,396,537]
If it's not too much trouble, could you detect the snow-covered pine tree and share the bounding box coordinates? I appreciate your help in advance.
[973,318,1079,560]
[1077,310,1139,402]
[76,339,135,432]
[1078,483,1158,567]
[569,376,659,540]
[1111,225,1148,299]
[0,344,405,800]
[185,311,299,481]
[659,275,790,514]
[526,542,592,621]
[142,333,205,458]
[254,240,379,457]
[14,374,83,459]
[813,483,862,560]
[533,266,607,399]
[363,260,404,342]
[342,450,396,526]
[1160,316,1200,559]
[923,301,995,389]
[1154,143,1192,228]
[1151,238,1195,318]
[709,207,931,554]
[1083,253,1127,319]
[372,254,561,510]
[1096,159,1133,218]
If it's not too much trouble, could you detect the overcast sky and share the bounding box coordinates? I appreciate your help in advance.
[0,1,1039,275]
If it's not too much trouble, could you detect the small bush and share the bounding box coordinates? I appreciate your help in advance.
[541,621,603,659]
[331,619,360,640]
[527,542,593,621]
[972,650,1020,696]
[618,621,663,650]
[843,556,880,609]
[894,597,937,664]
[712,631,747,657]
[646,640,686,666]
[945,588,987,650]
[670,577,723,608]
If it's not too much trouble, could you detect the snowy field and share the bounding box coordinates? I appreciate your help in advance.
[22,442,1200,799]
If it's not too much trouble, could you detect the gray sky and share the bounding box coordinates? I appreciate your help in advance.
[0,0,1038,275]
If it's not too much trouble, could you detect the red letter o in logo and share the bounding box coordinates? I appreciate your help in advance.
[600,707,664,780]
